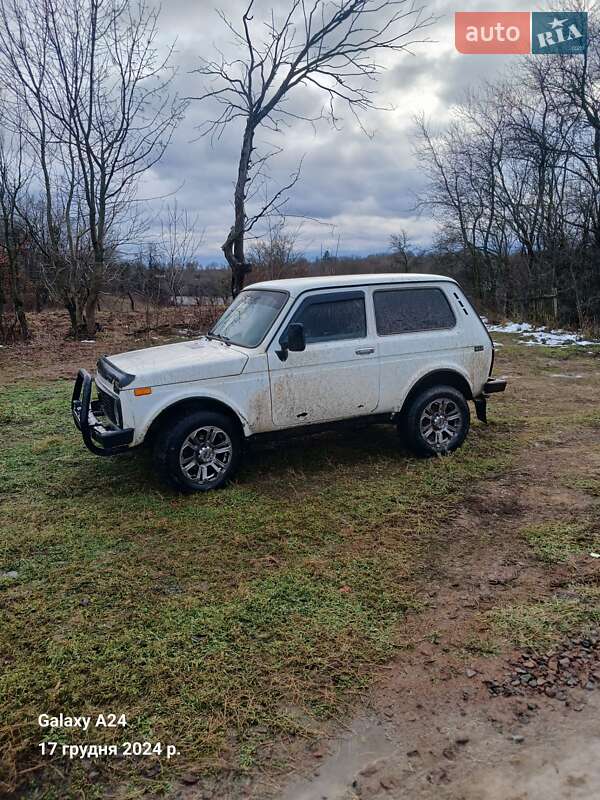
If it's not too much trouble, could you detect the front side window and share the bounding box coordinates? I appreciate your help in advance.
[291,295,366,344]
[374,288,455,336]
[210,289,287,347]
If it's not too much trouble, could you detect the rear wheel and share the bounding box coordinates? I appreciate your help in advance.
[154,410,242,491]
[401,385,470,457]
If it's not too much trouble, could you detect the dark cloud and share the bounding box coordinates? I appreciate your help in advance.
[141,0,524,262]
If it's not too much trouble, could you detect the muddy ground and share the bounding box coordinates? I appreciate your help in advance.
[241,346,600,800]
[2,313,600,800]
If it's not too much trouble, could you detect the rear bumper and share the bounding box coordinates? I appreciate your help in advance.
[72,369,134,456]
[483,378,507,394]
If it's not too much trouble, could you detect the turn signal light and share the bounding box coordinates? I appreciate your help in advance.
[134,387,152,397]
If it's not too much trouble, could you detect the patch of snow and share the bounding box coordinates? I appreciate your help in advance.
[522,331,597,347]
[488,321,535,334]
[81,339,96,344]
[486,321,599,347]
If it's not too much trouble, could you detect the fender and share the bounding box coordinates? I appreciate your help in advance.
[129,378,262,445]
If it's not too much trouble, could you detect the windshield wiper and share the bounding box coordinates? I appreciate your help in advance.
[205,332,232,346]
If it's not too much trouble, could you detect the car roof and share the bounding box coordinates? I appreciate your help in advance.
[244,273,457,297]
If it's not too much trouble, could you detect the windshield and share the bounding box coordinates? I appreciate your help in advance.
[209,289,288,348]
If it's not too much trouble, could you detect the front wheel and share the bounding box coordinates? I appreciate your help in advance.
[154,410,242,491]
[401,385,470,457]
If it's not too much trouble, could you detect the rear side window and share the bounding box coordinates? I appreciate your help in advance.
[374,288,455,335]
[291,294,366,343]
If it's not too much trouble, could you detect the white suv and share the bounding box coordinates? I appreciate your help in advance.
[72,274,506,491]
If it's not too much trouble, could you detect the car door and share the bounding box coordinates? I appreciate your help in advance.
[267,290,380,428]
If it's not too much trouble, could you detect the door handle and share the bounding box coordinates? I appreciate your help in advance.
[355,347,375,355]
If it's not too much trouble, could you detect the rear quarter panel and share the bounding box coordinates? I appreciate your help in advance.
[451,286,494,394]
[374,283,490,411]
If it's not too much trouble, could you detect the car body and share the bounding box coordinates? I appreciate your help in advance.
[72,273,506,490]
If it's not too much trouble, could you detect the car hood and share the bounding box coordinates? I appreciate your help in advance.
[106,338,249,389]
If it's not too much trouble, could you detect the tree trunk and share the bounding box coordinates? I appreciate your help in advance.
[66,295,86,338]
[13,296,29,340]
[84,258,104,336]
[35,285,48,313]
[4,248,30,341]
[84,294,97,337]
[11,268,29,341]
[222,120,255,297]
[0,279,6,343]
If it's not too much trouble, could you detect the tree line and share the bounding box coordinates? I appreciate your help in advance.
[0,0,434,342]
[415,19,600,331]
[0,0,185,341]
[2,1,600,343]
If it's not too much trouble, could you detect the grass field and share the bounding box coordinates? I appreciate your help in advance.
[1,335,599,798]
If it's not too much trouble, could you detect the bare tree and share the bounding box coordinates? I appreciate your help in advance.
[160,200,205,304]
[192,0,434,296]
[249,217,303,280]
[0,121,30,340]
[415,113,492,300]
[415,43,600,328]
[0,0,185,336]
[390,228,412,271]
[28,158,97,335]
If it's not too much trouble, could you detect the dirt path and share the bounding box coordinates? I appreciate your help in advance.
[279,694,600,800]
[3,322,599,800]
[248,357,600,800]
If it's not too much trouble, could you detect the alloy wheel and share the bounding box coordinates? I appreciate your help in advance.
[419,397,463,449]
[179,425,233,485]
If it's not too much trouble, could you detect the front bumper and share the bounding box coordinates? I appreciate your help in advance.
[72,369,134,456]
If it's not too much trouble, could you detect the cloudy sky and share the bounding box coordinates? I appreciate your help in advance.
[141,0,527,264]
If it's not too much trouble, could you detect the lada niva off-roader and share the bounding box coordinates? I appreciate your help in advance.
[72,274,506,491]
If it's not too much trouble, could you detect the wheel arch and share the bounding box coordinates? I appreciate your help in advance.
[399,369,473,417]
[144,396,246,446]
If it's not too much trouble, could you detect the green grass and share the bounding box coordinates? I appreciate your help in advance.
[522,520,600,563]
[581,410,600,429]
[487,587,600,649]
[0,380,517,798]
[488,330,600,363]
[564,476,600,497]
[539,344,600,361]
[488,334,600,379]
[461,635,501,657]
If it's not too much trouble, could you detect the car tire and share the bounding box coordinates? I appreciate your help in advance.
[401,385,470,457]
[154,410,242,492]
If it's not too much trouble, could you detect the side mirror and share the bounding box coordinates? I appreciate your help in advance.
[287,323,306,352]
[276,323,306,362]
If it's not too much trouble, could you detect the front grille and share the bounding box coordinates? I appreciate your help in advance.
[97,386,119,426]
